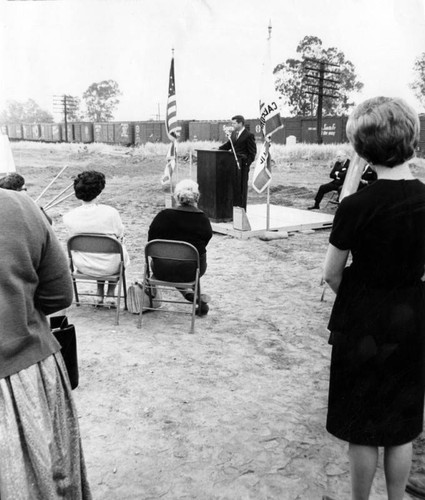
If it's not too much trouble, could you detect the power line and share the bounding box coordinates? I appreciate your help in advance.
[52,95,79,141]
[300,57,341,144]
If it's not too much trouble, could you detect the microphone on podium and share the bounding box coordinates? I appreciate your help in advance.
[223,125,234,138]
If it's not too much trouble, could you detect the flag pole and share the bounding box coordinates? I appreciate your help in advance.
[170,47,175,197]
[251,20,283,224]
[170,153,173,197]
[173,138,177,191]
[266,184,270,230]
[265,21,272,232]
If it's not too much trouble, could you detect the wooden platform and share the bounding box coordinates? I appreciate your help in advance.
[211,204,334,239]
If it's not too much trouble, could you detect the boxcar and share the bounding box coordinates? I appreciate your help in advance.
[31,124,42,141]
[40,123,53,142]
[60,123,75,142]
[22,124,32,140]
[189,121,221,142]
[134,121,162,144]
[73,122,94,143]
[52,124,62,142]
[94,123,115,144]
[114,122,134,145]
[7,124,23,140]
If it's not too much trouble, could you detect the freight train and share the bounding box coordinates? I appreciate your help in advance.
[2,115,425,154]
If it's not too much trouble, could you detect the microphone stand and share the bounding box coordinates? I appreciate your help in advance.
[228,134,241,170]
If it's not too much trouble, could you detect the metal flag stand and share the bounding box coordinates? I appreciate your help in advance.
[266,174,271,231]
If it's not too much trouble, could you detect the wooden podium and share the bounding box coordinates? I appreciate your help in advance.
[196,149,235,222]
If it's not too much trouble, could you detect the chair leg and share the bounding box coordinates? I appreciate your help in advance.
[190,271,200,334]
[137,267,148,329]
[147,279,154,308]
[122,268,128,311]
[115,276,122,326]
[72,278,80,306]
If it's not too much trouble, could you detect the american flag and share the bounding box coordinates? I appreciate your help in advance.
[165,57,180,141]
[161,141,176,186]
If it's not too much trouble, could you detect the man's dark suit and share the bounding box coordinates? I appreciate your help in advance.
[313,158,350,207]
[219,128,257,210]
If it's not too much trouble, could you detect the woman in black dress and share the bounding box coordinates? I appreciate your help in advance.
[323,96,425,499]
[148,179,213,314]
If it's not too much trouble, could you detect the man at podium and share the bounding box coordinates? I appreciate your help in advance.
[219,115,257,210]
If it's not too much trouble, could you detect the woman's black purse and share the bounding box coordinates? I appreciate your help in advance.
[50,316,79,390]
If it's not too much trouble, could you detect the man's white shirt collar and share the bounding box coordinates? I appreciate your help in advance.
[236,127,245,139]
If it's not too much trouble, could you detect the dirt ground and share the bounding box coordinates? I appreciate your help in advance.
[10,143,425,499]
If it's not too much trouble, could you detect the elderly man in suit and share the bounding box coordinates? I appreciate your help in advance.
[308,150,350,210]
[219,115,257,211]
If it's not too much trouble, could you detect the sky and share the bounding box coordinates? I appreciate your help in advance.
[1,0,425,121]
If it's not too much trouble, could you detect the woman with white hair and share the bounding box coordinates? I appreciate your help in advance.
[323,97,425,499]
[148,179,212,314]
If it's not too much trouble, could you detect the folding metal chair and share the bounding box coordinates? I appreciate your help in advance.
[324,190,339,209]
[67,234,128,325]
[137,239,202,334]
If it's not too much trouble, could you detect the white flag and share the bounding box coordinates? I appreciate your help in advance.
[252,140,272,194]
[252,26,283,193]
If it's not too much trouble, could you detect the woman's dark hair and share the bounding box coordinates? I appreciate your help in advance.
[73,171,106,201]
[346,96,420,168]
[0,173,25,191]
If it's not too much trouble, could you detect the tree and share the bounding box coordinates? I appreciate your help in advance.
[274,36,364,116]
[0,99,54,124]
[82,80,121,122]
[410,53,425,107]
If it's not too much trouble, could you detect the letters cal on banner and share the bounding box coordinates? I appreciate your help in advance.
[252,25,283,194]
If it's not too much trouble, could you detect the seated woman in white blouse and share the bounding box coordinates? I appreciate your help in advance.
[63,170,130,307]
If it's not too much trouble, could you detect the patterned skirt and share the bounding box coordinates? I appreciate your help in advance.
[0,352,92,500]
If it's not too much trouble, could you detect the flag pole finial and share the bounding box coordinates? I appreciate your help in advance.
[172,47,174,57]
[268,20,272,39]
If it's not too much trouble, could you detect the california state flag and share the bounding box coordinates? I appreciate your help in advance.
[252,26,283,194]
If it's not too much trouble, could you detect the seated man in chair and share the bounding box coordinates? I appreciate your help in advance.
[148,179,212,315]
[308,150,350,210]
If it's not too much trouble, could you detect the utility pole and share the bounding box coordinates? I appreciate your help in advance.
[53,95,79,142]
[302,57,340,144]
